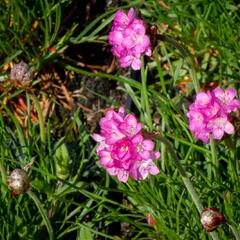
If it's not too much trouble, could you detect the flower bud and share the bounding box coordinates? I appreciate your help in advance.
[10,61,32,87]
[7,169,30,195]
[200,208,226,232]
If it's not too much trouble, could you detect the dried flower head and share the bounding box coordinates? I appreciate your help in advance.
[187,87,240,143]
[108,8,152,70]
[7,168,30,195]
[92,107,160,182]
[200,208,226,232]
[10,61,32,87]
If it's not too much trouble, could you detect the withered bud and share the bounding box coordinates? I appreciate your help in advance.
[10,61,32,86]
[7,169,30,196]
[200,208,226,232]
[146,213,156,226]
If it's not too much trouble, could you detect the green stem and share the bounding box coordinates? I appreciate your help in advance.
[31,94,46,144]
[140,57,153,130]
[157,137,219,240]
[228,221,240,240]
[224,138,239,186]
[210,137,218,180]
[0,155,6,185]
[160,119,166,172]
[27,189,54,240]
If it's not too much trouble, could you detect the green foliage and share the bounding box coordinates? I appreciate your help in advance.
[0,0,240,240]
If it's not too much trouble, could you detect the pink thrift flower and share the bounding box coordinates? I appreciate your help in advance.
[213,87,240,113]
[92,107,160,183]
[207,116,234,140]
[108,8,152,70]
[119,114,142,137]
[132,134,154,159]
[194,91,221,119]
[187,87,240,143]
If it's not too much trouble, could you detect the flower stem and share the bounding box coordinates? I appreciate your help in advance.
[160,119,166,172]
[210,137,218,180]
[0,156,6,185]
[156,136,219,240]
[27,189,54,240]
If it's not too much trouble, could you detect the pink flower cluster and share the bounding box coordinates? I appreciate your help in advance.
[92,107,160,182]
[108,8,152,70]
[187,87,240,143]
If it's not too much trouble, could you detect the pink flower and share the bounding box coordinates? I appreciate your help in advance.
[207,116,234,140]
[111,139,137,165]
[187,108,205,132]
[194,92,212,108]
[93,107,160,182]
[119,114,142,137]
[213,87,240,113]
[194,130,211,144]
[108,8,152,70]
[187,87,240,143]
[130,159,159,180]
[132,134,154,159]
[113,9,134,28]
[193,91,221,119]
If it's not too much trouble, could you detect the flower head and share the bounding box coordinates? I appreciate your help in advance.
[187,87,240,143]
[93,107,160,182]
[108,8,151,70]
[200,208,226,232]
[7,168,30,196]
[10,61,32,87]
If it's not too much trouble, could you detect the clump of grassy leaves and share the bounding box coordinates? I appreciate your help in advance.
[0,0,240,239]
